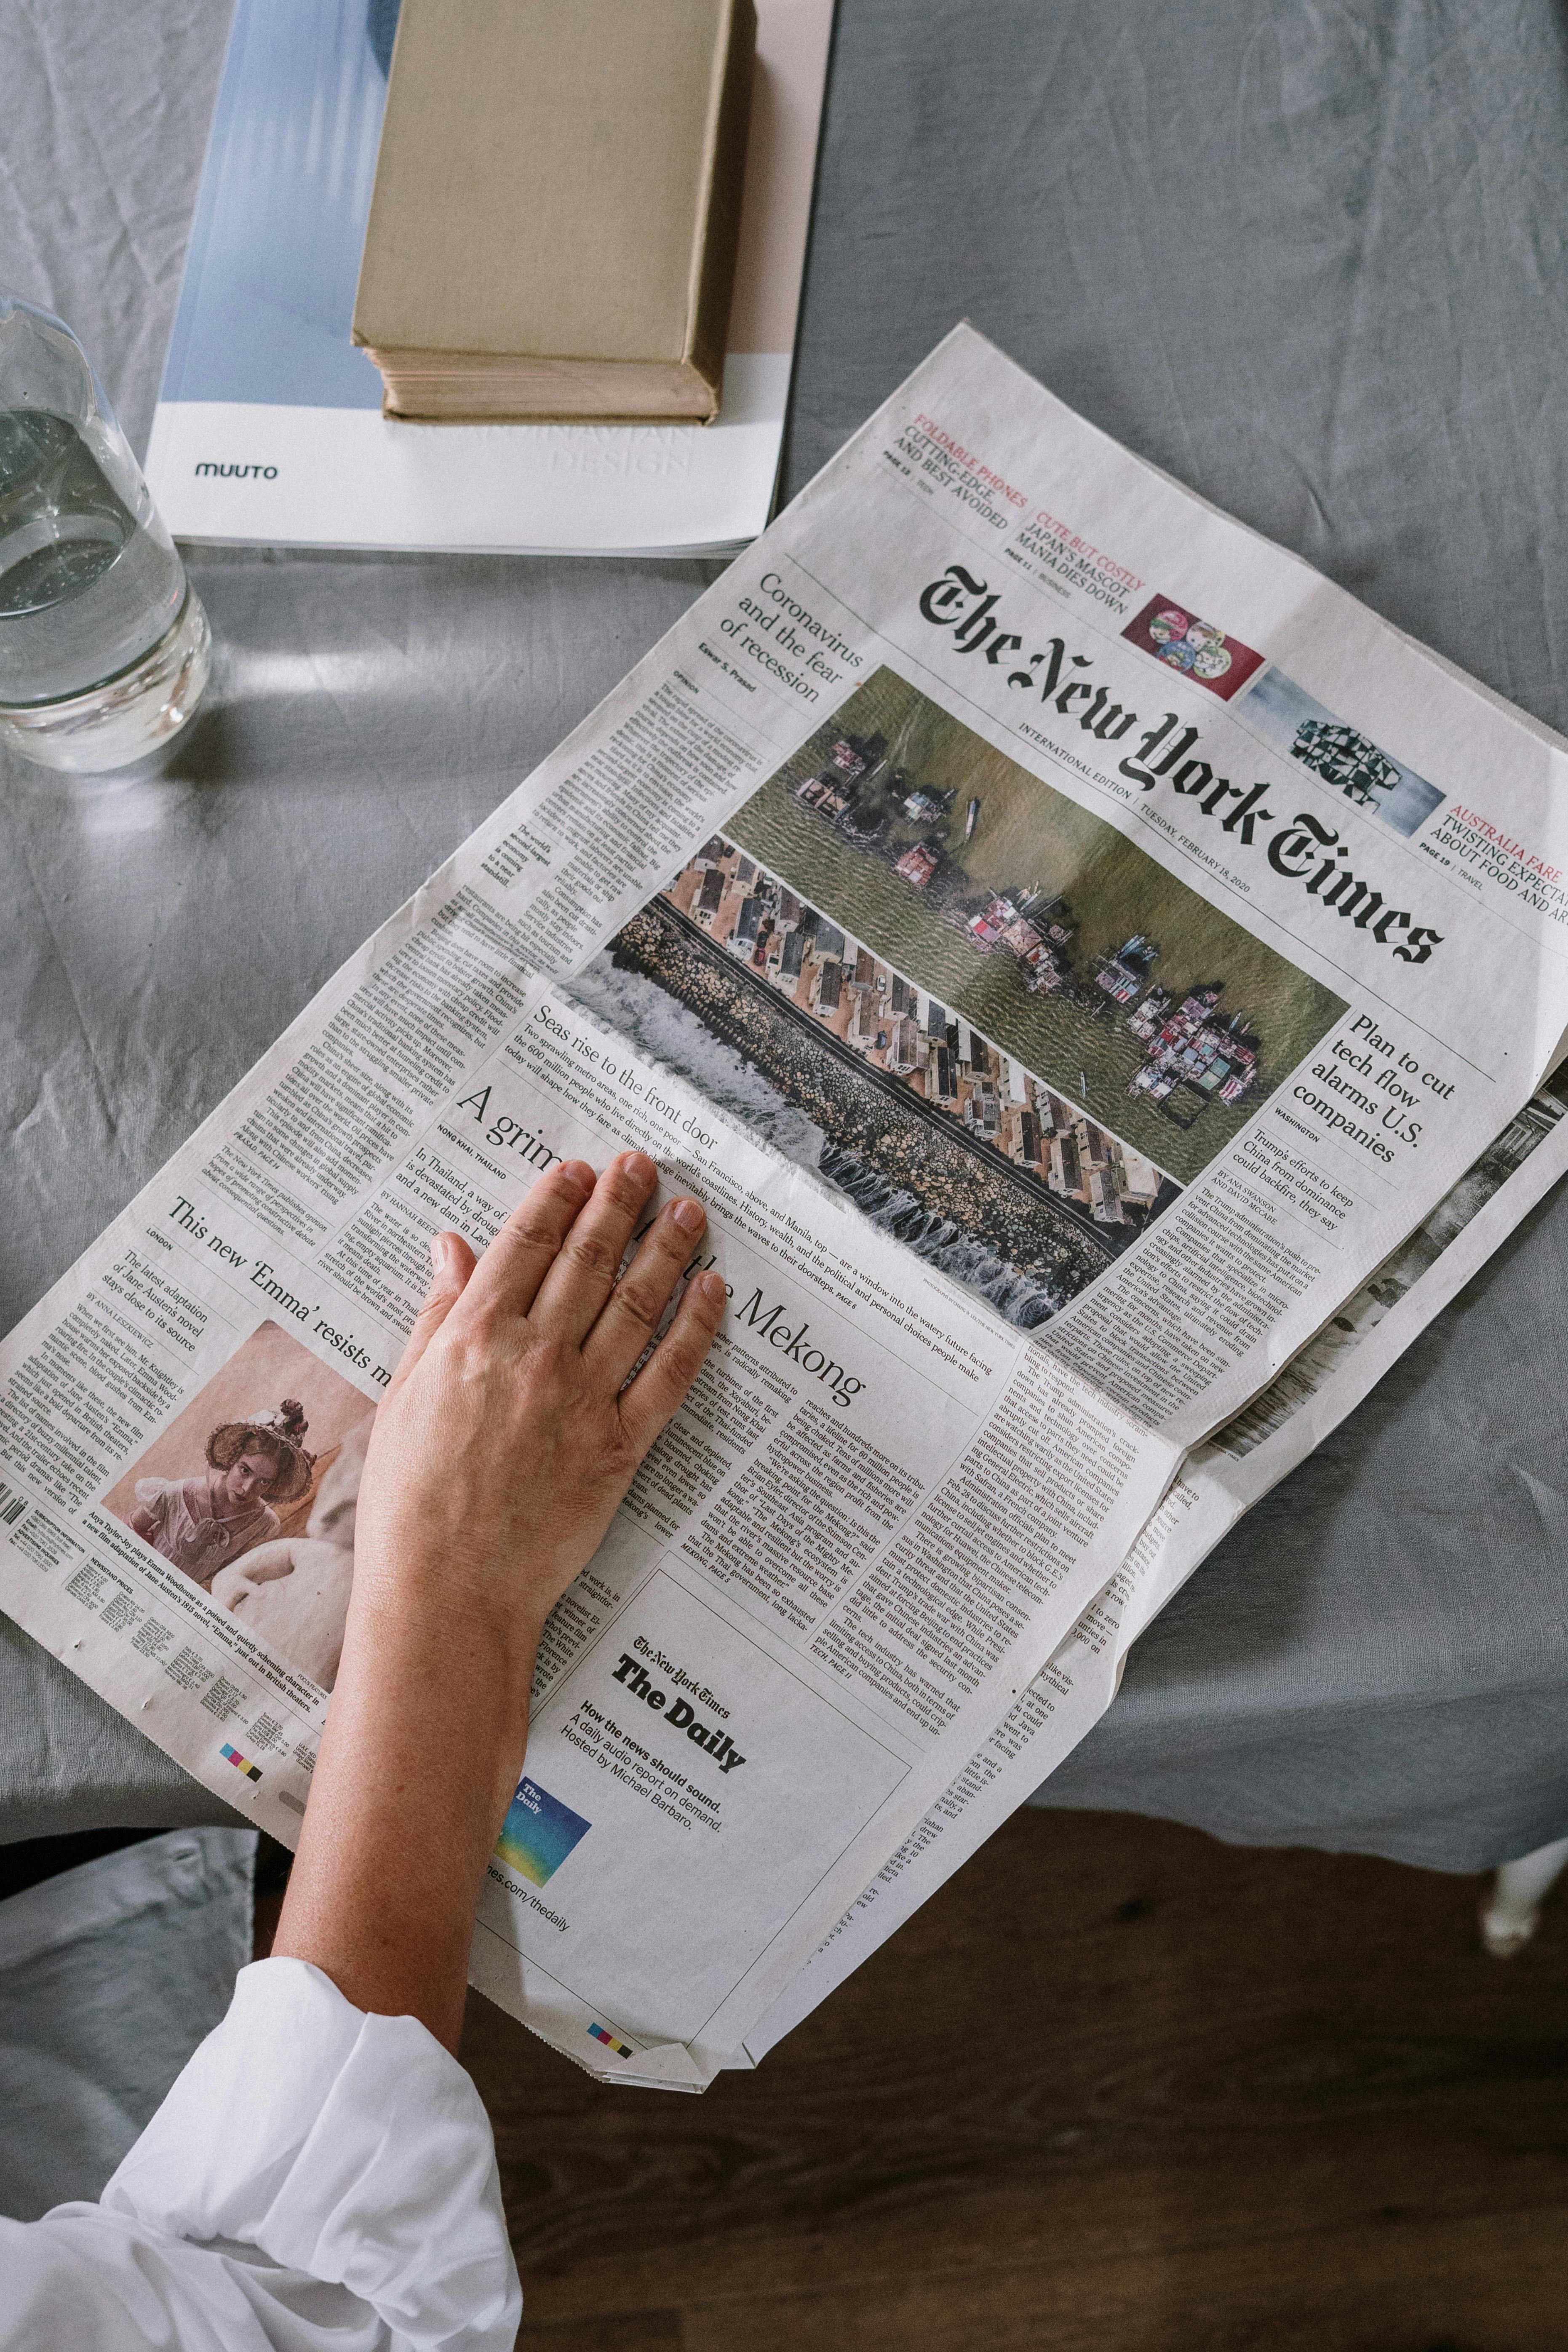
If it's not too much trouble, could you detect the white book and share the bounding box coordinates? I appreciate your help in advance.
[146,0,832,557]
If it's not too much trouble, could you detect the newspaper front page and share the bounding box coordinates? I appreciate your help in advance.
[3,326,1568,2087]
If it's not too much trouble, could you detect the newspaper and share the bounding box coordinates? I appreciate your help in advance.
[4,324,1568,2091]
[740,1071,1568,2063]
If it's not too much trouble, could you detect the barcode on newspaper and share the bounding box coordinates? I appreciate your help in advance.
[0,1482,26,1527]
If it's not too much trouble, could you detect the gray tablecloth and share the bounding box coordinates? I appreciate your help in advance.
[0,1829,254,2220]
[4,0,1567,1870]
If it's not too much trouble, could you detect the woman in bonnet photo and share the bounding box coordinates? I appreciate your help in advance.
[128,1400,316,1589]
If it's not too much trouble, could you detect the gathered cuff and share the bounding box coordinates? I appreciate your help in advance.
[102,1956,521,2351]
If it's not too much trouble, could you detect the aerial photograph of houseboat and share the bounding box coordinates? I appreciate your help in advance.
[718,666,1349,1187]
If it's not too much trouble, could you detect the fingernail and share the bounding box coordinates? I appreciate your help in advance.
[430,1233,455,1274]
[672,1195,706,1234]
[624,1150,657,1187]
[561,1161,595,1201]
[699,1271,728,1307]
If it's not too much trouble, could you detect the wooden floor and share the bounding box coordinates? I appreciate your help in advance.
[459,1807,1568,2351]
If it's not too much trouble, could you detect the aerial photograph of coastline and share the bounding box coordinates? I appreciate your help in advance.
[575,835,1177,1328]
[566,670,1346,1330]
[720,668,1349,1186]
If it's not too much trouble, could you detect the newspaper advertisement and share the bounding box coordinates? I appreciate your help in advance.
[3,325,1568,2088]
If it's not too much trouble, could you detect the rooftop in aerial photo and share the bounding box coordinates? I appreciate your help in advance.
[722,666,1350,1187]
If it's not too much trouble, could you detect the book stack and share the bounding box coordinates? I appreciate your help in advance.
[146,0,833,555]
[352,0,756,424]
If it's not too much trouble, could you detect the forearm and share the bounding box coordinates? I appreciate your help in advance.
[275,1600,543,2051]
[272,1155,723,2053]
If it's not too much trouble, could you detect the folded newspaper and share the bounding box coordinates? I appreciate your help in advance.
[5,325,1568,2091]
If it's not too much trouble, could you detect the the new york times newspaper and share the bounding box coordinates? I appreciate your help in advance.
[3,326,1568,2090]
[745,1071,1568,2064]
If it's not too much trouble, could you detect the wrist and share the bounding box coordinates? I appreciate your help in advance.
[339,1602,540,1810]
[277,1601,542,2047]
[349,1554,549,1689]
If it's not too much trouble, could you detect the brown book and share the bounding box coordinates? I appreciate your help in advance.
[352,0,756,424]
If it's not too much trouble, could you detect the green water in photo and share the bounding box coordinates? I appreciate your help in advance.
[726,669,1348,1188]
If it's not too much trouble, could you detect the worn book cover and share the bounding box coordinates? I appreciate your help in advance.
[353,0,756,422]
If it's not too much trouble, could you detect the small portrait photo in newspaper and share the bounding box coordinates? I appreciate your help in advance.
[1240,666,1447,840]
[101,1318,375,1692]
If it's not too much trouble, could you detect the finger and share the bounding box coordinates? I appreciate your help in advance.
[529,1150,661,1344]
[580,1190,709,1383]
[617,1270,727,1458]
[456,1159,596,1320]
[384,1231,476,1401]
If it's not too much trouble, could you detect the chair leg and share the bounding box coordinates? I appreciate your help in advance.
[1479,1833,1568,1958]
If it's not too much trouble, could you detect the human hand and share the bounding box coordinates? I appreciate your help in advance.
[352,1150,726,1667]
[278,1149,725,2048]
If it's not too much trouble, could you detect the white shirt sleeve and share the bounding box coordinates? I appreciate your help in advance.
[0,1956,522,2352]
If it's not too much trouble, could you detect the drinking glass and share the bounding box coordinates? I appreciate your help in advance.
[0,289,210,775]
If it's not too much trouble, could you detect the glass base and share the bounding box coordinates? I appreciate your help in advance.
[0,589,211,775]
